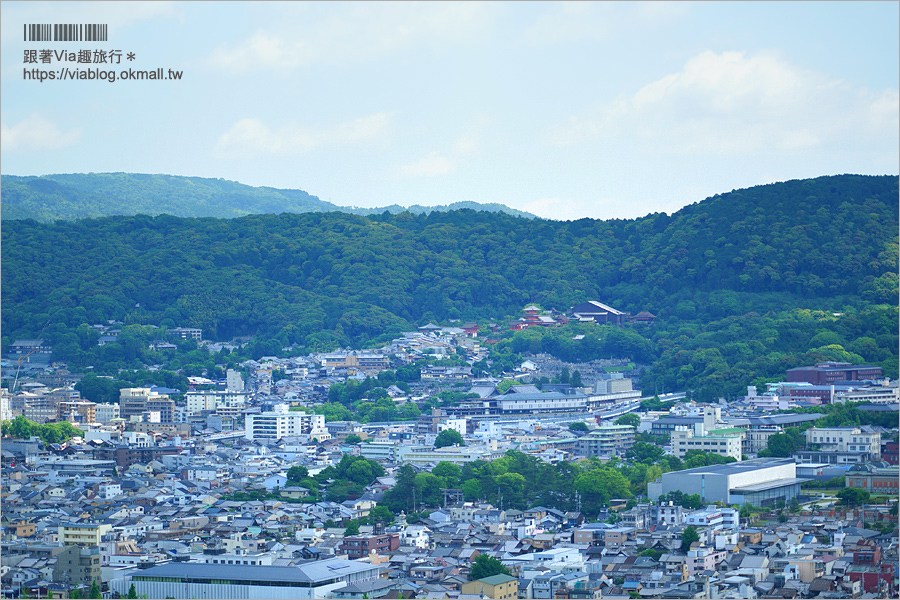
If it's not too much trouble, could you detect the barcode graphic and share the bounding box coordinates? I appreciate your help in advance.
[24,24,108,42]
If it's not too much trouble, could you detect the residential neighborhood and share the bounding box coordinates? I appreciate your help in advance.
[2,319,898,599]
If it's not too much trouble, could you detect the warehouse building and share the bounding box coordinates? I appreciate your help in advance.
[113,558,382,599]
[648,458,807,507]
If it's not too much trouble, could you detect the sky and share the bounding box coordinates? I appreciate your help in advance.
[1,1,898,221]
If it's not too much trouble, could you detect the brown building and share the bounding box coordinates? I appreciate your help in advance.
[57,400,96,424]
[338,533,400,559]
[786,362,883,385]
[119,388,175,424]
[845,462,899,493]
[92,445,180,469]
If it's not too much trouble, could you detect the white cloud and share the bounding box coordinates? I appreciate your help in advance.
[1,115,81,152]
[522,1,692,45]
[452,116,493,156]
[395,152,456,178]
[205,2,491,71]
[548,50,900,156]
[213,113,390,158]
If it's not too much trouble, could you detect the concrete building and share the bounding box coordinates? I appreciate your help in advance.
[59,523,112,547]
[186,389,248,417]
[338,533,400,559]
[119,387,175,424]
[652,406,721,436]
[671,424,744,461]
[93,402,120,423]
[496,392,588,415]
[52,545,101,587]
[57,400,96,424]
[576,425,635,457]
[786,362,883,385]
[245,404,327,442]
[683,506,740,531]
[648,458,807,507]
[226,368,245,391]
[805,426,881,456]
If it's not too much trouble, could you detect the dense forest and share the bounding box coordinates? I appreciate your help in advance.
[2,174,897,399]
[1,173,535,222]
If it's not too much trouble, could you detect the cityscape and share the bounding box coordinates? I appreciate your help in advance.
[2,305,897,599]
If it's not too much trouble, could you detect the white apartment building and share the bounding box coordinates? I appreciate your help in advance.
[437,418,467,436]
[671,424,744,461]
[398,444,499,466]
[805,426,881,455]
[245,404,327,442]
[0,394,12,422]
[97,482,122,500]
[497,392,588,414]
[683,506,740,531]
[93,403,120,423]
[185,390,248,415]
[226,368,244,391]
[685,546,728,576]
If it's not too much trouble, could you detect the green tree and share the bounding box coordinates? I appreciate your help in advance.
[286,465,309,483]
[367,505,395,525]
[570,370,583,388]
[496,379,517,393]
[88,580,101,599]
[434,429,465,448]
[759,428,804,458]
[345,434,363,444]
[681,526,700,553]
[568,421,589,433]
[127,583,138,599]
[344,520,361,536]
[614,413,640,429]
[432,461,462,487]
[469,553,511,581]
[625,441,664,464]
[836,487,871,506]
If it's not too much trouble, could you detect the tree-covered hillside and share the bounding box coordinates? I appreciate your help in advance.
[2,174,897,397]
[0,173,536,221]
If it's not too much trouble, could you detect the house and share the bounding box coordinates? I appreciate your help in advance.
[461,574,518,600]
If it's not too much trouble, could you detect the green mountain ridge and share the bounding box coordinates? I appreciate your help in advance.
[0,172,537,221]
[2,174,897,398]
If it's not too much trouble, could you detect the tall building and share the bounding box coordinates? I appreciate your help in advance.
[671,424,744,461]
[245,404,327,442]
[576,425,635,457]
[226,368,244,391]
[119,388,175,424]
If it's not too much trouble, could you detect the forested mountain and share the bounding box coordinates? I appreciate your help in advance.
[0,173,535,221]
[2,174,897,398]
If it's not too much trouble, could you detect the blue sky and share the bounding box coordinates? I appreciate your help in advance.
[2,1,897,220]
